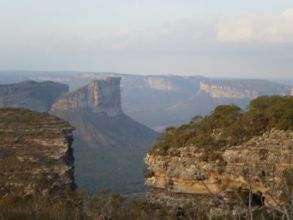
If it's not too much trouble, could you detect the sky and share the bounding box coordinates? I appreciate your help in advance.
[0,0,293,78]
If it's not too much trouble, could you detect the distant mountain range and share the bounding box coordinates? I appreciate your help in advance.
[0,71,291,131]
[0,80,68,112]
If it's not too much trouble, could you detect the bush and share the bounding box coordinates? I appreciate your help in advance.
[150,96,293,155]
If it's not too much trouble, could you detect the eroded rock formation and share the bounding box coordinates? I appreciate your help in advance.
[0,108,75,196]
[145,129,293,207]
[51,77,122,117]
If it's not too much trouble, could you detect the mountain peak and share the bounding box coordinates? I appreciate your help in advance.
[51,77,123,117]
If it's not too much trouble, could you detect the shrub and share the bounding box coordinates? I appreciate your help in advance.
[150,96,293,155]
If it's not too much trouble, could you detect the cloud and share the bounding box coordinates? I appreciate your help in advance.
[1,8,293,78]
[217,8,293,43]
[105,18,217,53]
[104,8,293,54]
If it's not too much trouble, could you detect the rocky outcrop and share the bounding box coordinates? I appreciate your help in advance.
[0,108,75,196]
[145,129,293,207]
[51,77,122,117]
[0,81,68,112]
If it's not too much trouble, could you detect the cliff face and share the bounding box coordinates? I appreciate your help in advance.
[145,129,293,207]
[0,81,69,112]
[200,82,258,99]
[51,77,122,117]
[0,108,75,196]
[199,80,290,99]
[145,77,178,91]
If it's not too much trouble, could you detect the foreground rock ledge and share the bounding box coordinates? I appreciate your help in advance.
[0,108,75,196]
[145,129,293,207]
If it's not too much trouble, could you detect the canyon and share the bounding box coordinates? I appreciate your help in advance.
[50,77,158,193]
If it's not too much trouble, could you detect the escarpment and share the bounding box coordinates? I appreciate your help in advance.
[0,81,69,112]
[0,108,75,196]
[51,77,123,117]
[199,80,290,99]
[145,96,293,207]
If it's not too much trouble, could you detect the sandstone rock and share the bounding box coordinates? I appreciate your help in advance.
[145,130,293,207]
[0,108,75,196]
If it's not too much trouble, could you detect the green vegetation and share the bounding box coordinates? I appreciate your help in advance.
[150,96,293,155]
[0,108,70,127]
[0,191,83,220]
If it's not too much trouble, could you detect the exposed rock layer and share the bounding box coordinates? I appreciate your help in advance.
[200,82,258,98]
[145,129,293,206]
[0,108,75,196]
[200,80,289,99]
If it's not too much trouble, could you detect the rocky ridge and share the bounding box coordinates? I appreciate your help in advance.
[0,81,68,112]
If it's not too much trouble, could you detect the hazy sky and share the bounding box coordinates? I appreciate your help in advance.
[0,0,293,78]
